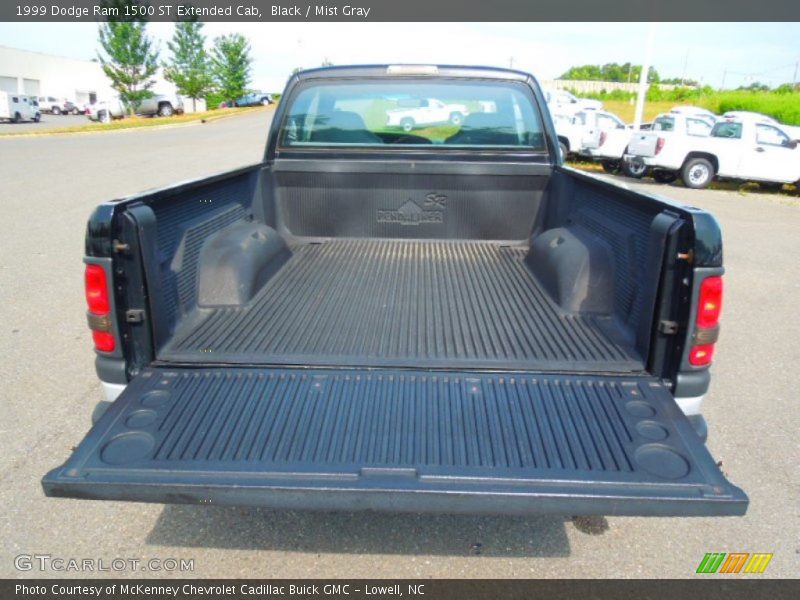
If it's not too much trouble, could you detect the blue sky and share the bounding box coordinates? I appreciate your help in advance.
[1,21,798,92]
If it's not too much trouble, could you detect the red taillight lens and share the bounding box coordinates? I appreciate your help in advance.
[85,263,114,353]
[92,330,116,353]
[696,276,723,329]
[85,264,110,314]
[688,275,723,367]
[655,137,666,155]
[689,343,715,366]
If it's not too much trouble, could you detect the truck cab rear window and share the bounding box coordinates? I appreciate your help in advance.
[712,122,743,139]
[280,80,546,149]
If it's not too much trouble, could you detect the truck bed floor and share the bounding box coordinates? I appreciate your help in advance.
[161,239,642,371]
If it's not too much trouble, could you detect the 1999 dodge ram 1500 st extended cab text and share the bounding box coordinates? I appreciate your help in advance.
[43,66,747,517]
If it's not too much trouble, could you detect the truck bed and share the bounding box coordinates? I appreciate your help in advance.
[161,238,642,372]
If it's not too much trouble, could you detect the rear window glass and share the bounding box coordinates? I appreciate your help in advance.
[712,122,743,139]
[686,118,712,136]
[280,80,545,149]
[653,116,675,131]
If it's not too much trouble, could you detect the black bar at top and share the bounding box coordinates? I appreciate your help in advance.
[3,0,800,22]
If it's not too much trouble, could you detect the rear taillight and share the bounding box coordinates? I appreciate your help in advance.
[655,137,666,155]
[689,344,715,366]
[696,275,723,329]
[85,264,110,313]
[85,264,115,353]
[688,276,723,367]
[599,131,607,147]
[92,330,116,352]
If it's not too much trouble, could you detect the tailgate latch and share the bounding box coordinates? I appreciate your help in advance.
[125,309,145,323]
[659,320,679,335]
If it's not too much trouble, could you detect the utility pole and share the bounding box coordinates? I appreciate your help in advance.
[633,23,656,131]
[721,69,727,90]
[680,49,689,86]
[793,61,798,87]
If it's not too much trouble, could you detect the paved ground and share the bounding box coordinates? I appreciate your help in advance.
[0,110,797,579]
[0,113,88,134]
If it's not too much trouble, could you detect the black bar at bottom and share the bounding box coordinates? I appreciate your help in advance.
[3,579,798,600]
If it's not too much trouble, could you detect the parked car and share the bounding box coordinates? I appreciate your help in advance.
[85,98,126,123]
[544,89,602,116]
[386,97,470,131]
[0,91,40,123]
[235,91,273,106]
[43,65,747,518]
[624,114,800,188]
[136,93,184,117]
[62,101,82,115]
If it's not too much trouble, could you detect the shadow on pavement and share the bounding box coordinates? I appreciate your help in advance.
[146,505,574,557]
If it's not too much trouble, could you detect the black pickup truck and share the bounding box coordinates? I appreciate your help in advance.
[43,66,747,517]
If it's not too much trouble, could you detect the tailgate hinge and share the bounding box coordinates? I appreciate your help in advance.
[658,320,679,335]
[112,239,130,254]
[125,309,145,324]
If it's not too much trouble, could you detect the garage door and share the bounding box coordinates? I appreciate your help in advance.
[0,76,17,93]
[23,78,40,96]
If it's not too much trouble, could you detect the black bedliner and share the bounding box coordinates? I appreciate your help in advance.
[161,239,642,372]
[43,366,747,516]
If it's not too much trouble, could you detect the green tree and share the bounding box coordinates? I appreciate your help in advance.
[774,83,800,94]
[560,63,660,83]
[164,19,212,112]
[210,33,252,104]
[661,77,700,87]
[737,81,771,92]
[96,1,159,112]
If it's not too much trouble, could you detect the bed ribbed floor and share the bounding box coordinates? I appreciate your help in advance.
[160,239,642,371]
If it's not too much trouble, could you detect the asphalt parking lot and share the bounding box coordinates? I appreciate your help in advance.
[0,110,797,579]
[0,113,88,133]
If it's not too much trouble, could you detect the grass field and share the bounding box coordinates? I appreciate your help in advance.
[0,106,269,137]
[600,100,675,123]
[582,90,800,125]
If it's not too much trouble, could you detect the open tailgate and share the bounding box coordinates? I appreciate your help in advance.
[43,367,747,516]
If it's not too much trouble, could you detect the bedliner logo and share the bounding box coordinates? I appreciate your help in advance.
[377,193,447,225]
[696,552,773,574]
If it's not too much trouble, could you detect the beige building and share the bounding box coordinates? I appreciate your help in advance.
[0,45,205,111]
[0,45,116,105]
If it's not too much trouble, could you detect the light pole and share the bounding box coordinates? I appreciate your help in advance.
[633,23,656,131]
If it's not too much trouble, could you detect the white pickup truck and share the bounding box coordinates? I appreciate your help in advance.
[87,93,185,123]
[554,109,647,175]
[386,98,470,132]
[624,115,800,189]
[622,112,715,181]
[573,110,636,173]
